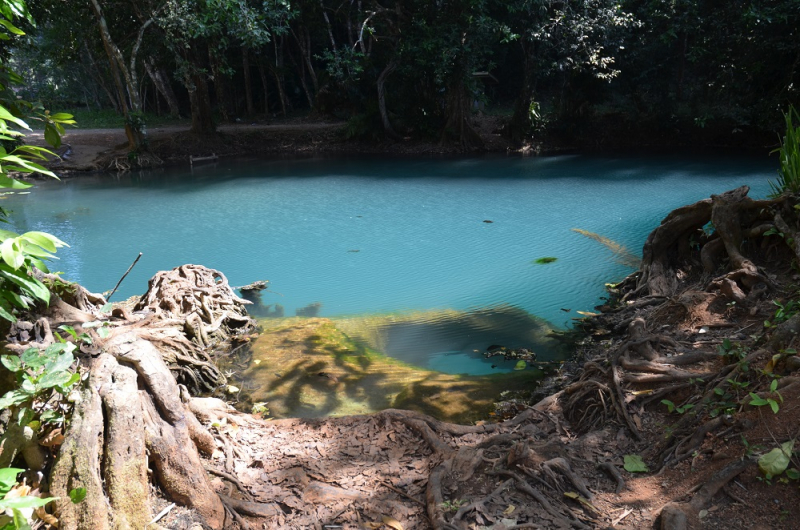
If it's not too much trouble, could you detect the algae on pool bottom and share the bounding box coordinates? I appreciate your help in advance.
[230,315,559,423]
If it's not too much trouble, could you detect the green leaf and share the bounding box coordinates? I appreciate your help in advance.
[623,454,649,473]
[20,231,66,252]
[0,264,50,303]
[0,389,32,409]
[0,104,29,130]
[0,237,25,269]
[56,372,80,393]
[21,347,45,368]
[0,297,16,321]
[49,113,74,121]
[40,409,63,423]
[97,327,110,339]
[759,441,794,477]
[0,468,22,495]
[749,393,769,407]
[43,351,74,374]
[43,122,60,149]
[786,468,800,480]
[38,370,74,390]
[20,377,35,393]
[0,174,32,189]
[769,399,780,413]
[0,18,24,35]
[0,495,58,510]
[1,354,21,372]
[68,487,87,504]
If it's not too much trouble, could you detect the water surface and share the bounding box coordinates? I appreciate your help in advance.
[5,154,773,372]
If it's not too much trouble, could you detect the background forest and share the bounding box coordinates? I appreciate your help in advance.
[8,0,800,150]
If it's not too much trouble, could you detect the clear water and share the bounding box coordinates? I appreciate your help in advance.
[5,154,773,371]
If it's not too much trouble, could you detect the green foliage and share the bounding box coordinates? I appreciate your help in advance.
[533,257,558,265]
[0,0,71,325]
[769,106,800,196]
[758,440,795,480]
[622,454,648,473]
[747,379,782,414]
[660,399,693,414]
[439,499,467,512]
[251,402,269,416]
[0,341,80,412]
[68,487,87,504]
[764,299,800,329]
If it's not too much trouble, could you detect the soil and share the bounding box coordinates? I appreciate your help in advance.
[27,114,520,173]
[9,121,800,530]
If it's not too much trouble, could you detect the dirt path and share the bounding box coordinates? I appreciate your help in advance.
[26,120,347,171]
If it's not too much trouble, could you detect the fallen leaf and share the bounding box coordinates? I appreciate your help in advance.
[502,505,515,515]
[563,491,600,514]
[382,516,404,530]
[39,428,65,447]
[759,440,793,477]
[623,454,649,473]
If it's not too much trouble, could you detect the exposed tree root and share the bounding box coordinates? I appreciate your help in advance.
[0,266,260,530]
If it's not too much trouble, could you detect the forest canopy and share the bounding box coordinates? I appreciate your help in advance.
[10,0,800,149]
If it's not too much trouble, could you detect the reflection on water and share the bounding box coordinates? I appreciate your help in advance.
[335,305,568,375]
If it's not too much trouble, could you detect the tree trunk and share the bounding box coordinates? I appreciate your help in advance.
[89,0,148,151]
[82,41,119,112]
[145,58,181,118]
[208,50,230,122]
[440,81,483,151]
[270,41,289,117]
[507,41,536,143]
[287,45,314,109]
[242,47,254,116]
[257,61,271,114]
[377,60,400,140]
[187,70,216,135]
[290,26,319,93]
[45,266,256,529]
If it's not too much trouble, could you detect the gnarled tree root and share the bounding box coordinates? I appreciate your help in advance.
[658,458,754,530]
[50,332,228,529]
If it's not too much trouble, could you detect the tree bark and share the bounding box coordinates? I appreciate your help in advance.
[257,61,271,114]
[377,60,400,140]
[507,40,536,143]
[89,0,149,150]
[144,59,181,118]
[242,47,255,116]
[208,50,230,122]
[185,67,216,135]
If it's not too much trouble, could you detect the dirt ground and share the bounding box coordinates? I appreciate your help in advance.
[27,114,518,173]
[15,121,800,530]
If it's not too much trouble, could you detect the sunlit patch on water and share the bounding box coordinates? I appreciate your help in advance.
[334,305,569,375]
[233,317,550,422]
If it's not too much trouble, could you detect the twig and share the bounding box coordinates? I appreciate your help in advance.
[146,502,175,527]
[205,465,253,501]
[380,481,426,507]
[611,508,633,526]
[107,252,142,301]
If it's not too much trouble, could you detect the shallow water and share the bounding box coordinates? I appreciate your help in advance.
[6,153,773,372]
